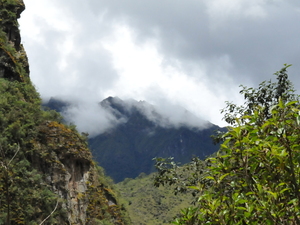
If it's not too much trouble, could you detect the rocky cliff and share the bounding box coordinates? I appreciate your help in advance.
[0,1,129,224]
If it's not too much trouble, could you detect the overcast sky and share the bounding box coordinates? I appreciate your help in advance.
[18,0,300,135]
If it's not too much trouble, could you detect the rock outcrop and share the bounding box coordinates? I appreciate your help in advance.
[0,1,130,224]
[0,0,28,81]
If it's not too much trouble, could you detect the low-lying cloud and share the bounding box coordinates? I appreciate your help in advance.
[61,100,126,137]
[19,0,300,134]
[130,99,210,129]
[60,96,212,137]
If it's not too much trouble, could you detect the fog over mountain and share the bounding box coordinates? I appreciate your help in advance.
[20,0,300,129]
[52,97,211,137]
[43,96,221,182]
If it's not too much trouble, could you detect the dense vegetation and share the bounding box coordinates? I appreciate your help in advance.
[0,0,130,224]
[3,1,299,224]
[0,79,63,224]
[116,172,195,225]
[0,76,131,224]
[155,64,300,224]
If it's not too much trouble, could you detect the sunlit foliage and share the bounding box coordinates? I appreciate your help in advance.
[155,65,300,224]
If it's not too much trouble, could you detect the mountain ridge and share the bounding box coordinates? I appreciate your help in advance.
[44,96,225,182]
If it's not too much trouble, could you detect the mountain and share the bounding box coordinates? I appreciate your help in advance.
[90,97,224,182]
[0,1,130,224]
[44,97,225,183]
[42,97,70,112]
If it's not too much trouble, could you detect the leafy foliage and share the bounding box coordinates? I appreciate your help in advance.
[0,0,131,223]
[86,165,131,225]
[154,157,208,196]
[155,65,300,224]
[0,78,67,224]
[222,64,297,126]
[116,172,194,225]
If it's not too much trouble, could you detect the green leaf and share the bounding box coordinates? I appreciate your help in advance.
[286,101,298,106]
[266,191,277,199]
[280,188,290,194]
[218,173,230,183]
[188,186,200,190]
[205,176,216,181]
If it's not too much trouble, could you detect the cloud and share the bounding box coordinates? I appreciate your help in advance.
[61,99,127,137]
[136,99,211,129]
[59,96,211,137]
[85,0,300,86]
[206,0,268,23]
[19,0,300,134]
[20,0,119,102]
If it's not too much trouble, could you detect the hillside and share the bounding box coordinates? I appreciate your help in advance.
[115,155,209,225]
[116,173,194,225]
[90,97,223,182]
[0,1,130,224]
[44,97,224,182]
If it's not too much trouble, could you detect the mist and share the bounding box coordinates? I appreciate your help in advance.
[59,96,213,137]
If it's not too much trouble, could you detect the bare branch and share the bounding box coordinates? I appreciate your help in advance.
[7,144,20,166]
[39,200,59,225]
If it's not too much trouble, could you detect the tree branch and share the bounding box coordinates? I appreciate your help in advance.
[39,200,59,225]
[7,144,20,166]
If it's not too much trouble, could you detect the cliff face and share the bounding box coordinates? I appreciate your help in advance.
[0,0,28,81]
[0,1,129,224]
[32,121,92,224]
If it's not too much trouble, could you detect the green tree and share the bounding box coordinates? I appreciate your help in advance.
[222,64,297,126]
[155,65,300,224]
[0,79,65,224]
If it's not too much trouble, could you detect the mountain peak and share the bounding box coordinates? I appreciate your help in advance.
[43,96,224,182]
[100,96,210,130]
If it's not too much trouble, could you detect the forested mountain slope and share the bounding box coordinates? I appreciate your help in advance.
[90,97,223,182]
[0,1,129,224]
[116,172,194,225]
[44,97,224,182]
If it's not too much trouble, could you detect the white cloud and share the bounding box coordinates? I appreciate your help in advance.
[62,100,126,137]
[19,0,300,134]
[101,25,240,126]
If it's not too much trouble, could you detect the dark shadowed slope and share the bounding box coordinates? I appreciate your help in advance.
[53,97,225,182]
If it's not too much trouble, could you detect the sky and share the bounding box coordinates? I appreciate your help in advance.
[18,0,300,136]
